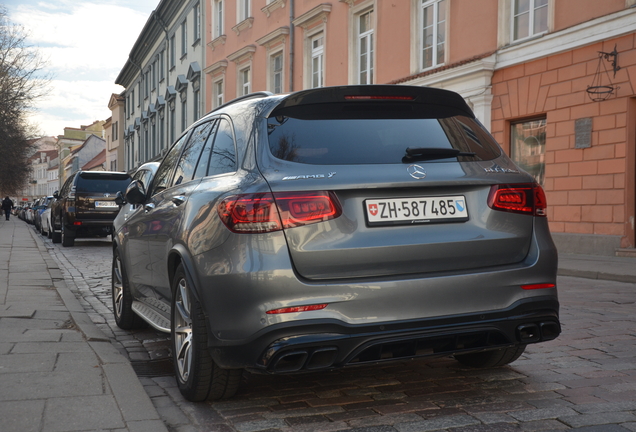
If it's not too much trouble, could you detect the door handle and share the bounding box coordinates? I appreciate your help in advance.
[172,196,186,206]
[144,203,155,212]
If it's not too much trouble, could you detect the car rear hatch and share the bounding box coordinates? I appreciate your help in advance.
[75,172,132,220]
[256,86,540,280]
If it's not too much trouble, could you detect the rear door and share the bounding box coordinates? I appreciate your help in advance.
[258,86,536,280]
[75,172,132,220]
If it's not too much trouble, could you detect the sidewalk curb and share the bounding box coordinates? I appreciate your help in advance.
[27,228,169,432]
[558,268,636,284]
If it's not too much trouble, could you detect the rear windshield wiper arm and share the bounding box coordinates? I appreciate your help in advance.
[403,147,477,162]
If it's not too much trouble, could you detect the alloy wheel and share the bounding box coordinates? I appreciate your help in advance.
[174,278,193,382]
[112,255,124,320]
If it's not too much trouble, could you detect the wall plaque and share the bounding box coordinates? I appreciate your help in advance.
[575,118,592,149]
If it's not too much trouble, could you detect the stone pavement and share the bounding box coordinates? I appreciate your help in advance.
[0,217,168,432]
[4,212,636,432]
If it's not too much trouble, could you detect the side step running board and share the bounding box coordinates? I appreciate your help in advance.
[132,301,171,333]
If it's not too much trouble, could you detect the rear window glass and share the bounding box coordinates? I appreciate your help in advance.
[76,175,131,194]
[267,116,501,165]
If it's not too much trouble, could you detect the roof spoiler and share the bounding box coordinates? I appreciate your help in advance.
[268,85,474,120]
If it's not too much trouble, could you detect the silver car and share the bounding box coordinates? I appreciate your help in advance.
[113,85,560,402]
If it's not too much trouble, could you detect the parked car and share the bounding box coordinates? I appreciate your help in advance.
[112,85,560,402]
[34,196,53,232]
[40,197,55,238]
[51,171,132,246]
[24,204,34,224]
[113,162,159,225]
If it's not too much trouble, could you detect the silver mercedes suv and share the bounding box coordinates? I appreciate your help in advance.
[112,85,560,402]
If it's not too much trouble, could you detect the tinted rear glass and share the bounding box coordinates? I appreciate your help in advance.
[76,175,131,194]
[267,116,501,165]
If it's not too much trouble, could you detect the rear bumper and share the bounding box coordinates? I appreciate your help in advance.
[208,296,560,372]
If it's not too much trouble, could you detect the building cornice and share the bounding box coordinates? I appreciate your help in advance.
[232,17,254,36]
[204,60,228,76]
[261,0,285,17]
[207,35,226,51]
[256,27,290,49]
[292,4,332,29]
[227,45,257,63]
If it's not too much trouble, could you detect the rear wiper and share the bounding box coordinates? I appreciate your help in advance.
[403,147,477,162]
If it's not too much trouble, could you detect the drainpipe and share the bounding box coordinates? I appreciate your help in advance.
[289,0,295,92]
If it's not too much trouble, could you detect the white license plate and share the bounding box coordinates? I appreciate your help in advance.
[365,196,468,225]
[95,201,118,208]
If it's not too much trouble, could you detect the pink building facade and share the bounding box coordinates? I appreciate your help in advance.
[201,0,636,255]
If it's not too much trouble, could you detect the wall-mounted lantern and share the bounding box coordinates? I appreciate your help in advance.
[586,44,620,102]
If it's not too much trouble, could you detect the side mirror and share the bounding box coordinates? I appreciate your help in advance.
[115,190,126,207]
[125,180,147,205]
[53,191,59,199]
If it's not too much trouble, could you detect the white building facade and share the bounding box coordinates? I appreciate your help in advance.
[115,0,205,172]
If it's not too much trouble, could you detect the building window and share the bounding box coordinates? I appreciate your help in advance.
[311,34,324,88]
[159,50,165,81]
[239,67,251,96]
[112,121,118,141]
[131,89,135,114]
[193,3,201,44]
[159,116,165,152]
[213,0,224,38]
[214,80,224,108]
[151,61,156,90]
[193,87,200,121]
[421,0,446,70]
[181,99,187,132]
[170,35,176,69]
[181,21,188,57]
[511,118,546,185]
[512,0,548,41]
[358,10,374,85]
[239,0,251,22]
[271,52,283,94]
[170,107,176,144]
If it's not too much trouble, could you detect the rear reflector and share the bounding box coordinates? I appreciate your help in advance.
[487,183,547,217]
[521,283,556,290]
[267,304,328,314]
[73,221,82,226]
[218,191,342,234]
[344,95,414,101]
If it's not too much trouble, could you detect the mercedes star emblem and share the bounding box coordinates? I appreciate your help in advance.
[407,164,427,179]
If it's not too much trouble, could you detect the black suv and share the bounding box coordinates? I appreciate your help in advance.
[51,171,131,246]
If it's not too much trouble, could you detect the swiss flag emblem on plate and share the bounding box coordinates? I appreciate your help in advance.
[368,203,378,216]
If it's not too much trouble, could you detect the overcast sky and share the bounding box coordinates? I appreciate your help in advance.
[4,0,158,136]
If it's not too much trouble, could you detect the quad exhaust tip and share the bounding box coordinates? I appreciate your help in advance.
[517,321,560,343]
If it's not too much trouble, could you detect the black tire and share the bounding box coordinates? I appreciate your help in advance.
[171,264,242,402]
[61,219,75,247]
[454,345,527,368]
[46,223,53,239]
[111,248,146,330]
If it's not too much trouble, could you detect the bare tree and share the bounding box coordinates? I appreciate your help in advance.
[0,6,49,195]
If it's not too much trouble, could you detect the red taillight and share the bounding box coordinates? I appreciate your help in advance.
[487,183,547,217]
[217,191,342,234]
[344,95,414,101]
[266,304,328,314]
[73,221,82,226]
[521,283,555,290]
[217,193,281,233]
[275,191,341,228]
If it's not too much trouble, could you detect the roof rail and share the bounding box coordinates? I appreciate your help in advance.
[206,91,274,115]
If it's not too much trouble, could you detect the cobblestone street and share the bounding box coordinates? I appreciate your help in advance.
[40,231,636,432]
